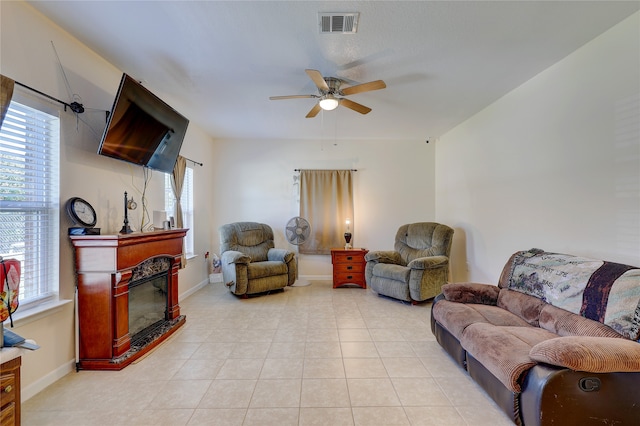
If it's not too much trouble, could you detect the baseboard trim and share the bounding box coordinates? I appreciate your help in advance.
[179,278,209,301]
[23,358,76,402]
[299,275,332,281]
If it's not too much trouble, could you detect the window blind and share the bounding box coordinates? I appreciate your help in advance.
[0,100,60,307]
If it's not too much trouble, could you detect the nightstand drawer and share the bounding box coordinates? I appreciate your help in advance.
[334,271,365,283]
[334,262,364,273]
[0,371,16,408]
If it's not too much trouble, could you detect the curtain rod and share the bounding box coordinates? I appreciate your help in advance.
[294,169,357,172]
[184,157,203,167]
[15,80,86,113]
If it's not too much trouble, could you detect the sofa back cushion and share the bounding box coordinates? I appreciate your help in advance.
[499,249,640,341]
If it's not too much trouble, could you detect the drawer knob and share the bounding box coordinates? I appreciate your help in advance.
[346,256,353,260]
[347,276,353,279]
[347,266,353,270]
[3,385,12,393]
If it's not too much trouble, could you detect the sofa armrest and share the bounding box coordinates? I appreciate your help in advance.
[268,248,294,263]
[408,255,448,270]
[221,250,251,265]
[530,336,640,373]
[364,250,402,265]
[441,282,500,305]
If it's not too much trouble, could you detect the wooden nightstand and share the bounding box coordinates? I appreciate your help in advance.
[330,248,369,289]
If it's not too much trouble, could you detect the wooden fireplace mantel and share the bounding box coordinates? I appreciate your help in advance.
[71,228,188,370]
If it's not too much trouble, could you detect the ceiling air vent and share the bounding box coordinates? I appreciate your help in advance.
[319,13,359,34]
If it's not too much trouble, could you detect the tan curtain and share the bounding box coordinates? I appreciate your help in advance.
[299,169,354,254]
[171,155,187,267]
[0,75,15,128]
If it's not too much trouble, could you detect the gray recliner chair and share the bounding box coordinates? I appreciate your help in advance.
[365,222,454,303]
[219,222,296,297]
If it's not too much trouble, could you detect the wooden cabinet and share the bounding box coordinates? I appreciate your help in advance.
[0,356,20,426]
[331,248,369,289]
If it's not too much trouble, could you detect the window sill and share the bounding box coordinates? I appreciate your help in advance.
[9,299,73,328]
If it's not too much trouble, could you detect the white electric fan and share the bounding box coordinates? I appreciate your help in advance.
[285,216,311,286]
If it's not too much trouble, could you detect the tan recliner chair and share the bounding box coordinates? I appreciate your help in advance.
[365,222,454,303]
[219,222,296,297]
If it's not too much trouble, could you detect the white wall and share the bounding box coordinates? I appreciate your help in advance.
[436,12,640,284]
[1,1,215,398]
[210,137,436,276]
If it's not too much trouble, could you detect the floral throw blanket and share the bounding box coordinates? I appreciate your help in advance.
[506,249,640,341]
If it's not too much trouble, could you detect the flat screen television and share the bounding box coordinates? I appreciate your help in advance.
[98,73,189,174]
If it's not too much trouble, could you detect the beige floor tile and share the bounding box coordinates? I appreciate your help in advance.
[352,407,410,425]
[299,407,355,425]
[337,318,367,328]
[228,341,271,358]
[216,358,265,379]
[303,358,346,378]
[343,358,388,378]
[347,378,401,407]
[187,408,247,425]
[198,379,257,409]
[190,342,235,359]
[129,408,195,425]
[147,379,212,409]
[341,341,379,358]
[306,327,339,341]
[243,408,299,426]
[391,377,451,406]
[174,359,225,380]
[382,357,431,378]
[250,378,302,408]
[305,341,342,358]
[456,405,515,425]
[268,341,306,358]
[339,328,372,341]
[261,358,304,379]
[368,328,405,341]
[403,406,467,426]
[300,378,350,407]
[375,341,416,357]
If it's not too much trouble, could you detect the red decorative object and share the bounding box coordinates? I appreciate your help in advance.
[0,258,20,324]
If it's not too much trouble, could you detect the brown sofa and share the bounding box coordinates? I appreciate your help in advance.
[430,248,640,425]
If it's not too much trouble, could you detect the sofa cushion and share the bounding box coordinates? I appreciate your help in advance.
[442,282,500,305]
[539,303,625,339]
[460,323,558,392]
[530,336,640,372]
[501,249,640,340]
[497,288,547,327]
[372,263,410,282]
[432,300,531,339]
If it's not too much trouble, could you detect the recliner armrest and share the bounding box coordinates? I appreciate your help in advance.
[221,250,251,265]
[364,250,402,264]
[408,255,449,269]
[267,248,294,263]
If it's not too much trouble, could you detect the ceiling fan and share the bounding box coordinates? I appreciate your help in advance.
[270,69,386,118]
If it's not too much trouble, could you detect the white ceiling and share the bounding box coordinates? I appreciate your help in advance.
[27,1,640,142]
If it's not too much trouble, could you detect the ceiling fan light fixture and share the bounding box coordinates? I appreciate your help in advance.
[319,95,339,111]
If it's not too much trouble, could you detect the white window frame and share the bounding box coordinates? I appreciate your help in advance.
[164,166,194,257]
[0,89,60,311]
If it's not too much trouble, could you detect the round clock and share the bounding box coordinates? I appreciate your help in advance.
[66,197,97,228]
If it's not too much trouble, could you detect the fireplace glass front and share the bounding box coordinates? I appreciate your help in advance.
[129,274,167,338]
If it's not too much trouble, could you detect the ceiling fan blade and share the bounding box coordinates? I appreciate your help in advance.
[341,80,386,95]
[340,98,372,115]
[269,95,317,100]
[305,69,329,92]
[306,103,322,118]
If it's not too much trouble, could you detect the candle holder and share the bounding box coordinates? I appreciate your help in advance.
[344,232,352,249]
[120,191,133,234]
[344,219,352,249]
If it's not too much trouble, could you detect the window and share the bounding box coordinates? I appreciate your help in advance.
[164,166,194,256]
[0,93,60,309]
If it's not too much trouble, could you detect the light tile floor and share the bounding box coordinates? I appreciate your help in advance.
[23,281,514,425]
